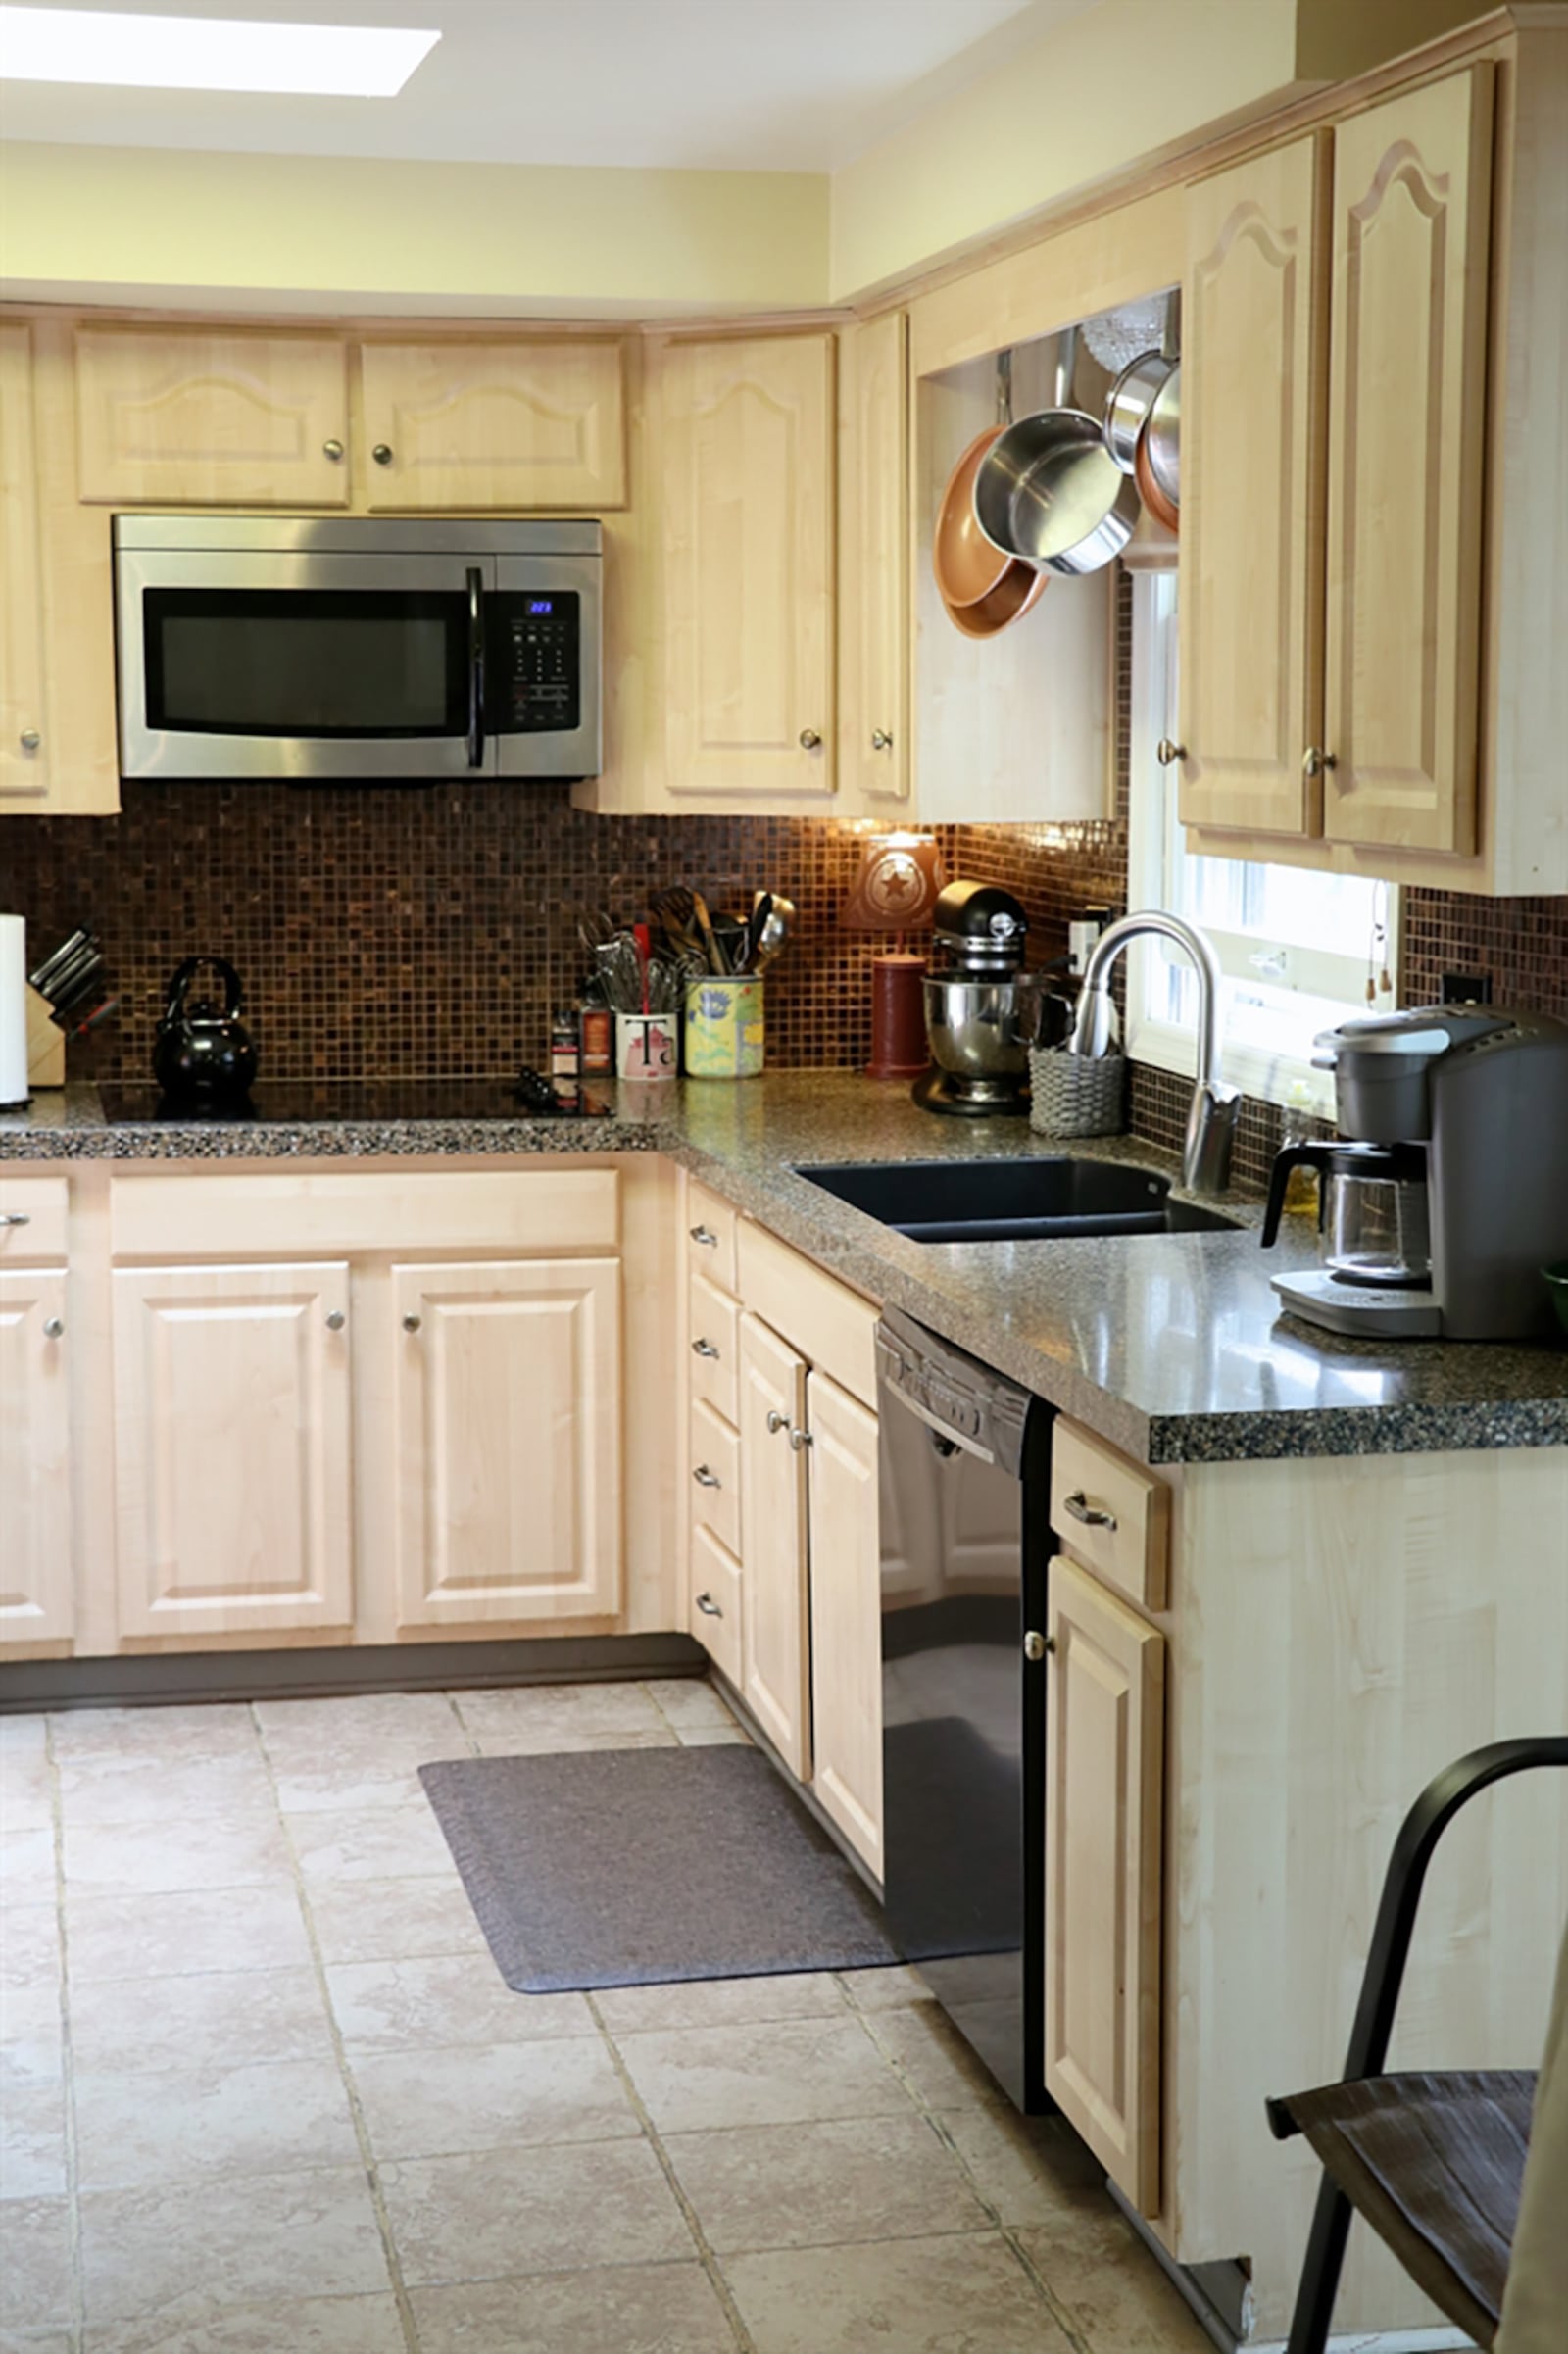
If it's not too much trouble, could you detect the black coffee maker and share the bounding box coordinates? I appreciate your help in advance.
[153,957,258,1101]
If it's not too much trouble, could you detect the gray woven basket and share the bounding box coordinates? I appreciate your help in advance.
[1029,1048,1126,1137]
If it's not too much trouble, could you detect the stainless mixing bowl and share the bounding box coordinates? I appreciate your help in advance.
[924,975,1045,1081]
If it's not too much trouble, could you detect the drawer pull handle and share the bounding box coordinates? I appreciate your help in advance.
[403,1312,422,1334]
[695,1591,723,1617]
[692,1338,719,1359]
[765,1409,790,1436]
[690,1224,719,1247]
[1063,1490,1117,1531]
[0,1212,32,1227]
[42,1315,64,1341]
[693,1464,722,1489]
[789,1427,813,1452]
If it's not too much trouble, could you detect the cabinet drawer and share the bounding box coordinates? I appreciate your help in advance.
[736,1220,879,1410]
[685,1182,738,1295]
[1051,1419,1169,1613]
[689,1398,741,1555]
[111,1167,618,1259]
[688,1271,739,1423]
[690,1523,743,1687]
[0,1177,68,1263]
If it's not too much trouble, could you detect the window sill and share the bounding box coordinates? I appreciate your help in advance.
[1127,1012,1337,1121]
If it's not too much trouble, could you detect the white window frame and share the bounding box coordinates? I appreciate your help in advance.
[1125,571,1398,1119]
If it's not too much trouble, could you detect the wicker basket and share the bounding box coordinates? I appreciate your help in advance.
[1029,1048,1127,1138]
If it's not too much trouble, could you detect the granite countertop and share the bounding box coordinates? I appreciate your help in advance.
[5,1073,1566,1464]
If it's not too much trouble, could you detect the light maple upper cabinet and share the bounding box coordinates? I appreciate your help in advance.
[0,320,51,809]
[837,312,909,812]
[659,333,837,805]
[390,1257,622,1631]
[112,1261,355,1642]
[1179,135,1329,839]
[738,1308,813,1779]
[74,326,352,508]
[358,339,627,511]
[0,1268,73,1648]
[806,1368,883,1878]
[1322,68,1493,857]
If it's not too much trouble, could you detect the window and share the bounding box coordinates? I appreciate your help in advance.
[1126,572,1396,1116]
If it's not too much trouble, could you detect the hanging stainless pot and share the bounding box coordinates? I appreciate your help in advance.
[972,409,1141,576]
[1142,363,1181,506]
[1102,350,1176,474]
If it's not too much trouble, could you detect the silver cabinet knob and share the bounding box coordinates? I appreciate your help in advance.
[765,1409,790,1436]
[1302,746,1338,778]
[0,1212,31,1228]
[692,1338,719,1359]
[871,729,893,751]
[799,729,822,751]
[20,730,41,752]
[322,438,345,461]
[689,1224,718,1248]
[695,1591,723,1617]
[402,1312,422,1333]
[1156,737,1186,767]
[42,1316,64,1340]
[1063,1490,1117,1530]
[1023,1630,1055,1661]
[789,1426,813,1452]
[372,443,394,466]
[325,1310,345,1332]
[693,1464,721,1489]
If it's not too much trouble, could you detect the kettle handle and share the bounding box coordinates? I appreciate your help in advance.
[160,956,245,1026]
[1260,1143,1335,1249]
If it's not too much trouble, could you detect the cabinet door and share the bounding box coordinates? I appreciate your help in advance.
[838,313,908,810]
[0,323,50,808]
[1179,134,1329,838]
[75,327,351,507]
[1323,67,1493,855]
[1044,1553,1164,2215]
[113,1263,353,1642]
[807,1370,882,1876]
[391,1259,621,1630]
[0,1271,72,1644]
[360,340,626,511]
[662,335,836,802]
[738,1311,811,1777]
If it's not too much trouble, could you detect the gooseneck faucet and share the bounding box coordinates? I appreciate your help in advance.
[1070,911,1241,1195]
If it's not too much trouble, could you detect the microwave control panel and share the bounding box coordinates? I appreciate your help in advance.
[494,593,581,734]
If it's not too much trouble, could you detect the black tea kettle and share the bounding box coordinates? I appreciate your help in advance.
[153,957,258,1100]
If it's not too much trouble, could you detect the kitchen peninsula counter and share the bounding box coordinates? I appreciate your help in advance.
[6,1072,1567,1464]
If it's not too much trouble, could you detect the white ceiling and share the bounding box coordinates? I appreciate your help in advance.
[0,0,1098,171]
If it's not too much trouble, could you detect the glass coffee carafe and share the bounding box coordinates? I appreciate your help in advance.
[1261,1141,1431,1287]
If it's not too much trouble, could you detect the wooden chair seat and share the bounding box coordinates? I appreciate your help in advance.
[1277,2069,1538,2348]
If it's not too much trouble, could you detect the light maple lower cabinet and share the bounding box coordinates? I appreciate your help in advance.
[390,1258,622,1631]
[111,1261,355,1643]
[0,1269,73,1643]
[738,1309,812,1780]
[805,1369,883,1878]
[1044,1550,1165,2216]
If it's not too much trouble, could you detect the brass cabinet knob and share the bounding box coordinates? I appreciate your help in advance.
[765,1408,790,1436]
[402,1311,422,1333]
[322,438,345,462]
[325,1310,346,1332]
[789,1426,813,1452]
[372,443,394,466]
[799,729,822,751]
[1302,746,1338,778]
[1156,737,1186,767]
[1023,1630,1056,1660]
[42,1316,64,1340]
[870,729,893,751]
[20,729,41,752]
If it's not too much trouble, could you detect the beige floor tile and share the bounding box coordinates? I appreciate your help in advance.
[1014,2209,1217,2352]
[410,2262,738,2354]
[614,2014,911,2134]
[674,1724,753,1746]
[0,1756,54,1832]
[0,2329,72,2353]
[840,1963,934,2012]
[326,1951,591,2050]
[641,1678,737,1729]
[865,2001,1004,2110]
[937,2097,1106,2226]
[1,1982,63,2087]
[453,1683,668,1746]
[0,2195,72,2329]
[74,2056,360,2192]
[284,1803,457,1884]
[665,2113,992,2253]
[0,1715,49,1754]
[80,2164,390,2322]
[64,1885,312,1985]
[63,1813,292,1900]
[470,1726,679,1758]
[82,2292,408,2353]
[56,1751,275,1825]
[269,1762,432,1814]
[723,2231,1074,2354]
[594,1970,848,2035]
[49,1706,261,1762]
[70,1965,332,2077]
[350,2035,638,2162]
[0,2079,68,2199]
[0,1910,60,1993]
[254,1692,466,1751]
[380,2137,693,2284]
[304,1876,488,1968]
[0,1830,56,1909]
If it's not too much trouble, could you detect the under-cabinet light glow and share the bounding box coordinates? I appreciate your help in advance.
[0,6,440,96]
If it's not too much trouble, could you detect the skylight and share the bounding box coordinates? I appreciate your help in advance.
[0,6,440,97]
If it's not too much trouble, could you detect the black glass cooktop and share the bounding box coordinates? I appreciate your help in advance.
[98,1074,612,1124]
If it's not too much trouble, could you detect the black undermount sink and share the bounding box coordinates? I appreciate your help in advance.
[794,1157,1241,1245]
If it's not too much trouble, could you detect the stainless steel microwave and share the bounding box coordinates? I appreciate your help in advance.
[113,515,603,782]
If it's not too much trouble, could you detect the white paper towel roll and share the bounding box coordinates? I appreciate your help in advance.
[0,914,29,1107]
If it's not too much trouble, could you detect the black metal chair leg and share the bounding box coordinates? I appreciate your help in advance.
[1284,2175,1354,2354]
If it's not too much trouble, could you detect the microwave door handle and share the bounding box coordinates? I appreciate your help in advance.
[466,568,485,769]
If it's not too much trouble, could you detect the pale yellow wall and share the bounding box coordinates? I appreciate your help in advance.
[0,143,831,319]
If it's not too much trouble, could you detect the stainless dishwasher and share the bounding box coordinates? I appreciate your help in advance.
[876,1307,1054,2111]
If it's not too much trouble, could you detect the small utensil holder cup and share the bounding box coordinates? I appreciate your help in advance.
[685,979,765,1080]
[1028,1048,1126,1137]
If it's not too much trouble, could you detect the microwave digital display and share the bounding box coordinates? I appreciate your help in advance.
[491,591,581,735]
